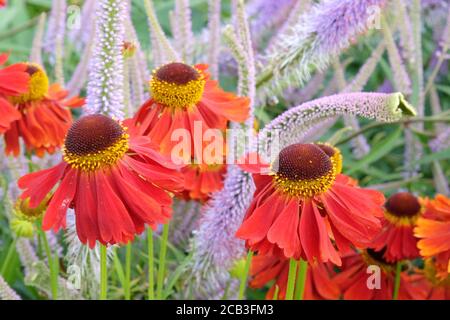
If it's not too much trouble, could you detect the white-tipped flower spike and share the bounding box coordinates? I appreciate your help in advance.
[393,0,415,66]
[0,275,21,300]
[256,0,387,101]
[207,0,222,79]
[30,13,46,66]
[66,0,98,95]
[189,92,416,295]
[64,211,113,299]
[380,15,412,95]
[259,92,416,155]
[173,0,194,63]
[44,0,67,84]
[333,59,370,159]
[144,0,179,65]
[189,165,254,296]
[85,0,127,119]
[68,0,97,49]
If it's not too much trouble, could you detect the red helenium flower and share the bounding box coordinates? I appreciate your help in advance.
[236,143,384,265]
[178,163,227,202]
[371,192,423,262]
[415,194,450,278]
[249,254,340,300]
[128,62,250,156]
[3,63,84,157]
[0,53,29,133]
[334,249,429,300]
[18,114,184,247]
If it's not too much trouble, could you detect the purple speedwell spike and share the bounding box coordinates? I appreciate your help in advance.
[85,0,127,119]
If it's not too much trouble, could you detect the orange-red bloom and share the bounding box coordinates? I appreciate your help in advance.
[128,62,249,156]
[3,63,84,157]
[179,163,227,202]
[372,192,423,262]
[18,114,184,247]
[249,254,340,300]
[0,54,29,133]
[334,249,429,300]
[415,194,450,278]
[236,143,384,265]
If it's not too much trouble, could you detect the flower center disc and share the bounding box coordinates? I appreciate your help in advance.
[273,143,337,198]
[316,143,343,174]
[384,192,422,225]
[11,63,49,104]
[363,248,395,270]
[63,114,129,171]
[150,62,205,109]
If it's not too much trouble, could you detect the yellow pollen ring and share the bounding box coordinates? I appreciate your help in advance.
[272,158,337,199]
[10,63,49,104]
[361,250,395,274]
[330,148,343,175]
[384,206,424,227]
[149,67,206,109]
[63,133,129,172]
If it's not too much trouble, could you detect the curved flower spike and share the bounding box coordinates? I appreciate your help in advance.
[189,92,416,294]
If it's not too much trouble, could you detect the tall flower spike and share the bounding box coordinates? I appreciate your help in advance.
[173,0,194,63]
[29,13,46,66]
[380,15,412,95]
[189,91,416,295]
[85,0,127,119]
[333,59,370,159]
[143,0,179,65]
[68,0,97,49]
[66,0,98,96]
[44,0,66,85]
[207,0,221,79]
[0,275,21,300]
[64,210,113,299]
[256,0,387,102]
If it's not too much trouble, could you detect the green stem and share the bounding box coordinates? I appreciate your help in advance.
[393,261,402,300]
[124,242,132,300]
[294,259,308,300]
[285,259,298,300]
[156,223,169,300]
[40,230,58,300]
[335,114,450,146]
[238,250,254,300]
[100,245,108,300]
[0,238,17,276]
[147,228,155,300]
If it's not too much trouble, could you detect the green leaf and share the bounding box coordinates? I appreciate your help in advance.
[346,126,403,175]
[161,252,193,299]
[112,250,126,288]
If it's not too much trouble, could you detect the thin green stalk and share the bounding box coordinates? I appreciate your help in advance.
[335,114,450,146]
[40,230,58,300]
[285,259,298,300]
[100,245,108,300]
[156,223,170,300]
[147,228,155,300]
[294,259,308,300]
[272,285,279,300]
[0,238,17,276]
[238,250,254,300]
[124,242,132,300]
[393,261,402,300]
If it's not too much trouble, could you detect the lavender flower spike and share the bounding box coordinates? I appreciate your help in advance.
[257,0,387,101]
[189,92,416,297]
[85,0,127,119]
[0,275,21,300]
